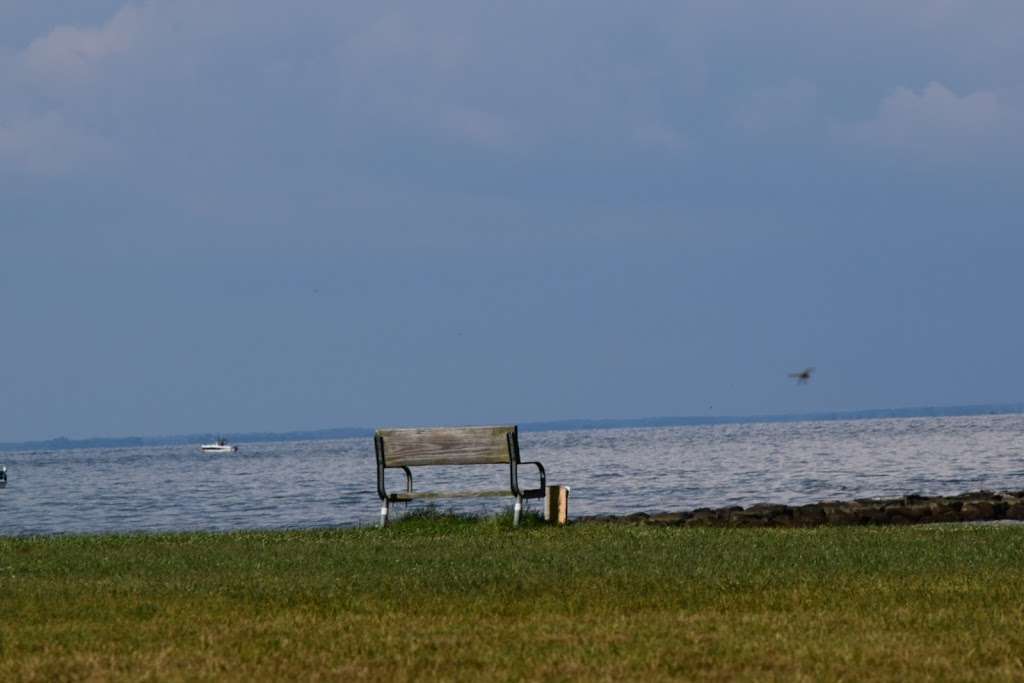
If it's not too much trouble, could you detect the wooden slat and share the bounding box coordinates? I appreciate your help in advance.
[377,426,515,467]
[389,490,510,501]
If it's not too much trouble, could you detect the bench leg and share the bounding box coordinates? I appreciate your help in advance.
[379,500,389,528]
[513,495,523,527]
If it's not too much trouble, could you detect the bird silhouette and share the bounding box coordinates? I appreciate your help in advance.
[788,367,815,384]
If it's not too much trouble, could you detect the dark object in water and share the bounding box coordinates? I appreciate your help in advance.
[0,466,6,488]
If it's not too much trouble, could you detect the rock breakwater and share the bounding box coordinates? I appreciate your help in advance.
[576,490,1024,528]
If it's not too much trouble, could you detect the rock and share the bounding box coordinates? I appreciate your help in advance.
[578,515,617,524]
[960,501,995,522]
[580,489,1024,528]
[727,510,771,527]
[724,503,791,527]
[822,504,856,526]
[927,502,961,523]
[882,506,914,524]
[884,504,929,523]
[648,512,687,526]
[791,504,827,526]
[855,507,889,524]
[1006,503,1024,520]
[684,508,717,527]
[746,503,791,516]
[906,504,932,520]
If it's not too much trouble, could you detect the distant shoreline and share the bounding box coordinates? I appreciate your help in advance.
[3,401,1022,453]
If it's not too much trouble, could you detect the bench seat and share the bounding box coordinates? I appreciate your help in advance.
[387,490,512,501]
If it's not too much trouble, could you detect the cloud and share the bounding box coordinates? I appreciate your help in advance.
[0,4,147,174]
[329,4,704,157]
[631,122,687,152]
[0,111,108,175]
[1,2,1023,183]
[735,79,818,135]
[20,4,143,85]
[440,106,520,149]
[833,82,1016,159]
[339,9,471,75]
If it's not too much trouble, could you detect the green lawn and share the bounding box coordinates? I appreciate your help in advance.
[3,515,1024,681]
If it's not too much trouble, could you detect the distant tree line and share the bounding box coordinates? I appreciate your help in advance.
[3,403,1023,453]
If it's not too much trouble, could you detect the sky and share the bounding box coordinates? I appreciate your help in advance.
[2,1,1023,441]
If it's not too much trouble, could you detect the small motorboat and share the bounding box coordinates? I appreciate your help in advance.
[200,438,239,453]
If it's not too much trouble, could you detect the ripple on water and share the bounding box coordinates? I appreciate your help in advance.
[2,415,1023,535]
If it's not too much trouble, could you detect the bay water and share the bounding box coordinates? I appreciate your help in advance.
[2,414,1022,536]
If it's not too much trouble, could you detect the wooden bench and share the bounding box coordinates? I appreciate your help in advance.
[374,425,546,527]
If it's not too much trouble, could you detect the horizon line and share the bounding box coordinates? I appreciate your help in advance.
[3,400,1023,452]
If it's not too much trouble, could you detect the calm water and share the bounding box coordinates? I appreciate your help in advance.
[2,414,1023,536]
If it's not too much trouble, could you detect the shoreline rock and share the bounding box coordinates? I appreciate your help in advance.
[575,490,1024,528]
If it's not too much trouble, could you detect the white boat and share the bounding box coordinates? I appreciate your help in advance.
[200,438,238,453]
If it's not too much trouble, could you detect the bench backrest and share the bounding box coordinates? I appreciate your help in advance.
[375,425,519,467]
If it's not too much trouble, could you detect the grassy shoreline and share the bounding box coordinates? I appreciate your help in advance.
[3,515,1024,681]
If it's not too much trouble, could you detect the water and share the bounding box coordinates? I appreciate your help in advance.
[1,414,1022,536]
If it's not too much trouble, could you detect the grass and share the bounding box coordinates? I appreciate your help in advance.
[3,513,1024,681]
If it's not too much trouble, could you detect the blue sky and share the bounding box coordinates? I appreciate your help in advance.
[2,1,1023,441]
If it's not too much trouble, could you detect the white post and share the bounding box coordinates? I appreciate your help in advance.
[513,496,523,527]
[379,500,389,528]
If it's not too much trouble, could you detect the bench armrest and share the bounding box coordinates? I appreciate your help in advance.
[513,460,546,498]
[377,464,414,502]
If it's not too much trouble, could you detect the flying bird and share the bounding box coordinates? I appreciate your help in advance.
[789,367,815,384]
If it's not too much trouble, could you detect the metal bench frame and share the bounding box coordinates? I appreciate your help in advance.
[374,425,546,527]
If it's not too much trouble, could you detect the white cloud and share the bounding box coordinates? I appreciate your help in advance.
[0,5,143,175]
[0,2,239,176]
[330,5,701,156]
[833,82,1017,158]
[20,4,143,85]
[1,2,1023,180]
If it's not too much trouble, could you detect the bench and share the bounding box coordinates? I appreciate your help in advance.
[374,425,546,527]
